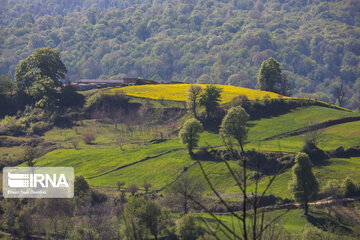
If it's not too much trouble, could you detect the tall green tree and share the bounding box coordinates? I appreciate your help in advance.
[290,153,319,215]
[176,214,204,240]
[32,76,60,112]
[0,73,14,96]
[186,85,202,120]
[257,57,282,93]
[74,175,90,199]
[220,106,249,153]
[179,118,203,155]
[166,174,204,215]
[15,47,66,94]
[199,85,222,118]
[123,197,163,240]
[139,200,163,240]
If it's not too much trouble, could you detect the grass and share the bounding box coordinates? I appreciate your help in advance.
[91,150,191,188]
[197,105,360,152]
[32,103,360,199]
[33,138,182,182]
[127,95,186,109]
[106,84,287,103]
[43,119,175,149]
[249,156,360,199]
[260,120,360,152]
[198,207,353,238]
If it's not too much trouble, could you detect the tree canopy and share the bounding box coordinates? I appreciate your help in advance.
[257,57,282,93]
[179,118,203,155]
[1,0,359,109]
[186,85,202,120]
[199,85,222,117]
[15,47,66,93]
[220,106,249,153]
[290,153,319,215]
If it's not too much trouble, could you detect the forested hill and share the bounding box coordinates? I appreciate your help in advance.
[1,0,360,109]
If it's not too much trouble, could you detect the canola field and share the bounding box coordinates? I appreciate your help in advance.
[106,84,288,103]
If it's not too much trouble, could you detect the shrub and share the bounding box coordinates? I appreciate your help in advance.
[22,147,37,166]
[322,179,342,198]
[117,181,125,191]
[343,177,358,197]
[232,94,249,108]
[83,133,95,144]
[74,175,90,198]
[30,121,51,135]
[126,184,139,195]
[0,115,26,135]
[176,214,204,240]
[71,141,79,149]
[90,190,107,205]
[301,141,329,164]
[85,91,103,110]
[59,83,85,109]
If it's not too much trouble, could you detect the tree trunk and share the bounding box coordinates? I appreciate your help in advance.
[304,202,309,215]
[240,143,245,153]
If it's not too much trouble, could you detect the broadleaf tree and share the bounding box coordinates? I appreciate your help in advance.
[257,57,289,95]
[15,47,66,93]
[14,48,67,112]
[186,85,202,120]
[220,106,249,153]
[290,152,319,215]
[179,118,203,156]
[199,85,222,118]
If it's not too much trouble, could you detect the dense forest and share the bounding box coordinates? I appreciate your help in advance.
[0,0,360,109]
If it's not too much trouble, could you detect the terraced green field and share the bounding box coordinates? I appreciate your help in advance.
[32,105,360,199]
[4,91,356,238]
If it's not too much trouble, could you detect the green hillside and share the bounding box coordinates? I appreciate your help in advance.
[1,84,358,238]
[2,0,360,238]
[33,104,360,196]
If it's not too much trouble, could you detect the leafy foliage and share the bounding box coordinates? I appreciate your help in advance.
[1,0,359,109]
[179,118,203,154]
[176,214,204,240]
[257,57,282,93]
[220,106,249,152]
[186,84,202,119]
[15,47,66,93]
[199,85,223,117]
[290,153,319,215]
[343,177,358,198]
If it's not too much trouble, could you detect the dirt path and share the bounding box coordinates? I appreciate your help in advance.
[308,196,360,206]
[263,116,360,141]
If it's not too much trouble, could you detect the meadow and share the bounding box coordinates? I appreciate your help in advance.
[199,207,354,238]
[3,84,360,238]
[32,104,360,199]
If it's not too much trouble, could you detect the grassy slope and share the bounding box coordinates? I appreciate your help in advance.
[34,105,360,196]
[29,99,360,237]
[199,105,360,152]
[199,208,354,238]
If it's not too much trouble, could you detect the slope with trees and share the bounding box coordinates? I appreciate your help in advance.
[1,0,360,109]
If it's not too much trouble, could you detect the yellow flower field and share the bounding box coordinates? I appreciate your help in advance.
[106,84,288,103]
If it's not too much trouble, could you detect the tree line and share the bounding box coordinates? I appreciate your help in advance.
[1,0,360,109]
